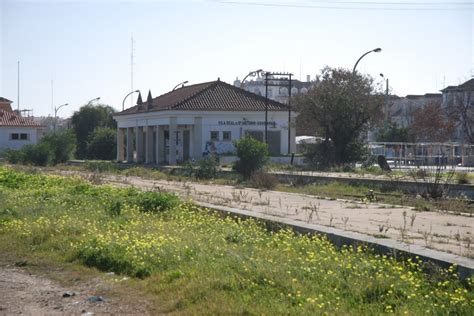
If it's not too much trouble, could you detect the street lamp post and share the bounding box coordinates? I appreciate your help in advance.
[380,73,389,128]
[172,81,189,91]
[352,48,382,76]
[54,103,68,132]
[240,69,263,89]
[86,97,101,106]
[122,90,140,111]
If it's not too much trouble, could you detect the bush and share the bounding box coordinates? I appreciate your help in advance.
[3,148,25,164]
[456,173,470,184]
[233,137,269,179]
[86,127,117,160]
[132,191,180,212]
[250,171,278,190]
[303,141,335,169]
[41,130,76,164]
[22,143,53,166]
[195,156,219,179]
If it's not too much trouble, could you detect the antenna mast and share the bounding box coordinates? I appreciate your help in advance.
[131,36,135,107]
[17,61,20,112]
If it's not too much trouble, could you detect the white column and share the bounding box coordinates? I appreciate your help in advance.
[136,126,144,163]
[169,117,177,165]
[193,116,202,159]
[126,127,134,163]
[155,125,162,164]
[145,125,154,164]
[116,128,125,161]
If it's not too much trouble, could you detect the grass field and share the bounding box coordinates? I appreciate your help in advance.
[0,166,472,314]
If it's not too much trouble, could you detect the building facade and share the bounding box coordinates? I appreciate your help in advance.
[0,98,45,151]
[233,75,314,104]
[114,80,296,165]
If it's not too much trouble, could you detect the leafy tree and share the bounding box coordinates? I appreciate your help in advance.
[87,127,117,160]
[41,130,76,164]
[376,123,410,142]
[71,104,116,158]
[411,101,455,142]
[295,67,383,166]
[21,143,52,166]
[233,137,269,179]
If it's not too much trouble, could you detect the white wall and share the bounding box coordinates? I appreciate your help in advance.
[115,110,296,157]
[0,127,42,151]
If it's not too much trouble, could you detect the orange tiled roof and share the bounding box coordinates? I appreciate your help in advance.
[117,80,289,115]
[0,110,44,127]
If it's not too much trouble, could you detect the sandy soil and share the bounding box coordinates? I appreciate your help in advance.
[0,265,149,315]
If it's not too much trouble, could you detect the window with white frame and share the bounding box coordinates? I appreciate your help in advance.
[223,131,231,141]
[210,131,219,141]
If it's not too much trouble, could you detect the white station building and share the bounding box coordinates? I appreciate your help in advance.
[114,80,297,165]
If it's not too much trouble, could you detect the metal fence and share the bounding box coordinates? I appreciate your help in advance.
[368,142,474,168]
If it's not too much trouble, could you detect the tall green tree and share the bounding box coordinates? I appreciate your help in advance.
[295,67,383,166]
[87,127,117,160]
[71,104,116,158]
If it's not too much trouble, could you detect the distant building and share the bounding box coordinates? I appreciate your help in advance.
[441,78,474,142]
[233,75,314,104]
[114,80,297,165]
[388,93,443,128]
[0,97,46,151]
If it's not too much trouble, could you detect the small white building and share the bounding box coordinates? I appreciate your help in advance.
[0,98,45,151]
[114,80,297,165]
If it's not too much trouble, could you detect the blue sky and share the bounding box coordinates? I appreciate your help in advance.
[1,0,472,117]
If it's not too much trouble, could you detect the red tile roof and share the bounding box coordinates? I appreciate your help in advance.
[0,110,44,127]
[117,80,289,116]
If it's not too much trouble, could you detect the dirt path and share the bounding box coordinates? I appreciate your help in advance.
[0,265,150,315]
[54,170,473,259]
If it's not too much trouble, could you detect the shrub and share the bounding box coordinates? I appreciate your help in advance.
[250,171,278,190]
[303,141,335,169]
[86,127,117,160]
[195,156,219,179]
[2,148,25,164]
[456,172,470,184]
[132,191,180,212]
[22,143,52,166]
[41,130,76,164]
[233,137,269,179]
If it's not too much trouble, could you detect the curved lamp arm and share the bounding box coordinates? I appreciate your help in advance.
[122,90,140,111]
[352,48,382,76]
[240,69,263,88]
[173,81,189,91]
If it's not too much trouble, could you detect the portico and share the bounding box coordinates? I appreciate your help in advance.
[114,80,296,165]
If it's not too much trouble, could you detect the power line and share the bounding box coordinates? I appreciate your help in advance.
[216,0,474,11]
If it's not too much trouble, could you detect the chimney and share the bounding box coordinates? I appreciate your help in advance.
[306,75,310,82]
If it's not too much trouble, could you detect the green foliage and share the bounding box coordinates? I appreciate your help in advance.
[2,148,25,164]
[41,130,76,164]
[0,166,472,314]
[233,137,269,179]
[84,161,120,173]
[131,191,180,213]
[71,104,116,159]
[21,143,53,166]
[195,156,219,179]
[2,130,75,166]
[376,123,410,142]
[456,172,470,185]
[295,67,384,165]
[86,127,117,160]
